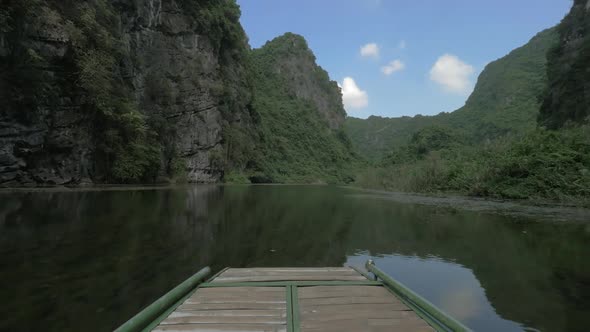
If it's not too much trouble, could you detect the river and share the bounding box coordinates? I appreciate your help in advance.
[0,185,588,331]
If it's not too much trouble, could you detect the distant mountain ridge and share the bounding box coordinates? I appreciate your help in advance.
[345,28,559,160]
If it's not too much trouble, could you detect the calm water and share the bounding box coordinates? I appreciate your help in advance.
[0,185,589,332]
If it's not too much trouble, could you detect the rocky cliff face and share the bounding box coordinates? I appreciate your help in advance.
[539,0,590,128]
[118,0,235,183]
[255,33,346,130]
[244,33,357,183]
[0,4,90,186]
[0,0,251,186]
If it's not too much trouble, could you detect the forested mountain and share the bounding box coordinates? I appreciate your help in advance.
[351,5,590,204]
[1,0,588,200]
[346,28,558,160]
[236,33,358,183]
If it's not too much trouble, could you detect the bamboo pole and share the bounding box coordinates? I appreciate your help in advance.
[114,266,211,332]
[365,260,472,332]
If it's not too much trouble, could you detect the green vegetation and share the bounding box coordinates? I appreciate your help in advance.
[357,125,590,205]
[2,0,589,205]
[230,33,359,184]
[346,28,558,161]
[1,0,160,182]
[0,0,251,184]
[539,0,590,128]
[352,16,590,206]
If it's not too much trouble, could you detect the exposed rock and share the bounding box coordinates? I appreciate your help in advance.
[539,0,590,128]
[258,33,346,130]
[119,0,227,183]
[0,0,250,186]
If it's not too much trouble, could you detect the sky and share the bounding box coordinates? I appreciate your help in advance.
[237,0,572,119]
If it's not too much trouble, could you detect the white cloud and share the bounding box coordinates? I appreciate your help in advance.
[360,43,380,58]
[429,54,474,94]
[381,59,405,76]
[398,40,407,50]
[339,77,368,111]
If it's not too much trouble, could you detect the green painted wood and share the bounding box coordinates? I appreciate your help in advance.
[140,286,200,332]
[366,260,472,332]
[200,280,383,287]
[349,265,374,280]
[286,286,294,332]
[291,285,301,332]
[380,280,451,332]
[114,267,211,332]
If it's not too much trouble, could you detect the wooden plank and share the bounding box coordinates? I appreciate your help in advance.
[153,323,287,332]
[185,294,284,302]
[300,303,410,314]
[297,285,433,332]
[212,268,366,283]
[152,268,434,332]
[185,299,285,304]
[195,287,285,294]
[301,323,434,332]
[218,272,362,278]
[221,268,355,273]
[301,309,420,322]
[300,318,434,330]
[300,296,398,306]
[219,271,361,277]
[200,281,382,288]
[159,315,286,325]
[183,287,286,307]
[169,310,287,318]
[213,276,366,282]
[178,303,288,311]
[298,286,393,298]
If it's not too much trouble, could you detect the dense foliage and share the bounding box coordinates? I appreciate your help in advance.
[233,33,359,183]
[346,28,558,161]
[0,0,161,182]
[3,0,589,205]
[539,0,590,128]
[356,125,590,205]
[0,0,251,183]
[351,15,590,205]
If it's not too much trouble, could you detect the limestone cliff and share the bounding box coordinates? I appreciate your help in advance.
[0,1,356,186]
[244,33,358,183]
[253,33,346,130]
[539,0,590,128]
[0,0,252,186]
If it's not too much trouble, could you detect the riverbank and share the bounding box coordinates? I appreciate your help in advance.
[2,183,589,223]
[345,186,590,223]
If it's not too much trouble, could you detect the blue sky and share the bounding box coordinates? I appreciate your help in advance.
[237,0,572,119]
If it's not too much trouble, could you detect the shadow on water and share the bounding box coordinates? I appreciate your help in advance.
[0,185,588,331]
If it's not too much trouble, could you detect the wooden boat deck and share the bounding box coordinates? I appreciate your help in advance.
[152,267,434,332]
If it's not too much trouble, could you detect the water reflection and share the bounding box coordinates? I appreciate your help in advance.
[0,185,588,332]
[347,254,521,331]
